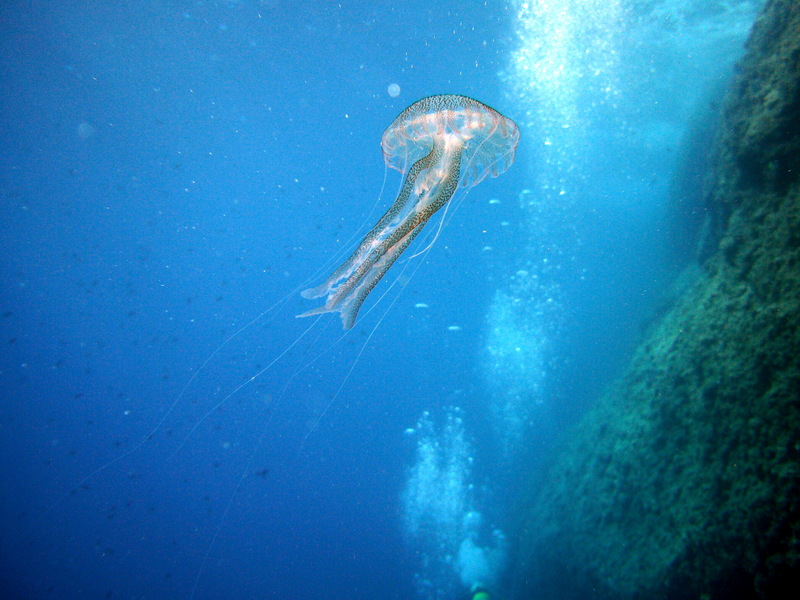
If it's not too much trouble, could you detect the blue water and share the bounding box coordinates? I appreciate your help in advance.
[0,1,762,599]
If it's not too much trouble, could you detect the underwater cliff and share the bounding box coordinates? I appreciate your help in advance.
[512,0,800,598]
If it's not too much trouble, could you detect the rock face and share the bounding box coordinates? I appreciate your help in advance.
[512,1,800,598]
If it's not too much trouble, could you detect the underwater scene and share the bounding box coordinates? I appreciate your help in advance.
[2,0,798,599]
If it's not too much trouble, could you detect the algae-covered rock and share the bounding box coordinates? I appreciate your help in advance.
[513,1,800,598]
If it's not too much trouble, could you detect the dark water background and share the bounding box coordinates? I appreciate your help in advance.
[0,1,763,599]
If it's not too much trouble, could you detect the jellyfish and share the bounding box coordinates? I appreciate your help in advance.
[298,94,520,330]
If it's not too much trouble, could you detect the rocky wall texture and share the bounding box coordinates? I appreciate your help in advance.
[512,0,800,598]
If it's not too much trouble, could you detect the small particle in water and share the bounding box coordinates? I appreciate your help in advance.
[447,325,462,332]
[77,122,95,139]
[387,83,401,98]
[414,303,429,309]
[488,198,501,204]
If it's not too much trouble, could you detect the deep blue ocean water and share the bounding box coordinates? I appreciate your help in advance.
[0,1,763,599]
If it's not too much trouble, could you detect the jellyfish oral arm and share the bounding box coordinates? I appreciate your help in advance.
[298,141,462,330]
